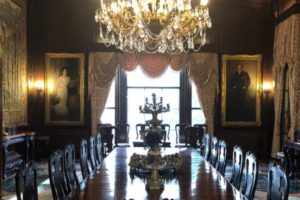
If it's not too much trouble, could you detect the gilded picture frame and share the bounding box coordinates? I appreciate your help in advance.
[45,53,84,126]
[221,54,262,127]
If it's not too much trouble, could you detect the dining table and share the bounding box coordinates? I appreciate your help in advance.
[68,147,247,200]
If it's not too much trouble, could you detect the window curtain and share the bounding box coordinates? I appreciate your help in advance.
[188,53,219,134]
[89,52,219,135]
[271,14,300,156]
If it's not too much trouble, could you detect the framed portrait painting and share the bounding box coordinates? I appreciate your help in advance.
[45,53,84,126]
[221,54,262,127]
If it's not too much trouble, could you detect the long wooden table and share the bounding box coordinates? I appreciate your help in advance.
[68,147,247,200]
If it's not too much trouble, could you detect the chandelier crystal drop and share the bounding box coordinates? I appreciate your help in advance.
[95,0,212,54]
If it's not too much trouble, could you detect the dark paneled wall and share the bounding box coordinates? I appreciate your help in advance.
[27,0,274,158]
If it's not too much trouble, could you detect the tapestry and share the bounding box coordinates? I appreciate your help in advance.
[0,0,27,126]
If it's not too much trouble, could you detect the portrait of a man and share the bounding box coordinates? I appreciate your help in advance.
[222,55,261,127]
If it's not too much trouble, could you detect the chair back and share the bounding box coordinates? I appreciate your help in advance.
[49,150,67,200]
[175,123,189,144]
[95,133,103,164]
[98,124,116,152]
[202,133,211,161]
[230,145,244,190]
[241,152,258,200]
[160,123,170,143]
[267,162,289,200]
[64,144,79,192]
[184,126,199,147]
[89,136,98,171]
[79,139,90,180]
[209,136,218,167]
[193,124,207,143]
[16,162,38,200]
[216,140,227,175]
[136,123,150,140]
[115,123,130,144]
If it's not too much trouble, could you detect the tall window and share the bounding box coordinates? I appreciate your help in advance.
[127,67,180,141]
[101,80,115,124]
[191,81,206,125]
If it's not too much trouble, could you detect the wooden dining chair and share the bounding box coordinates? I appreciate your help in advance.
[201,133,211,161]
[64,144,79,193]
[230,145,244,190]
[98,123,115,153]
[80,139,90,180]
[209,136,218,167]
[136,123,150,140]
[184,126,199,148]
[115,123,130,147]
[216,140,227,176]
[89,136,98,171]
[95,133,103,164]
[267,162,290,200]
[175,123,190,145]
[49,150,68,200]
[241,152,258,200]
[160,123,170,143]
[16,162,38,200]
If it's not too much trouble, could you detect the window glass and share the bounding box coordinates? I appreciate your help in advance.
[191,81,206,125]
[101,80,115,124]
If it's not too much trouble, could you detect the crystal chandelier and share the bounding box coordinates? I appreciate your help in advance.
[95,0,212,54]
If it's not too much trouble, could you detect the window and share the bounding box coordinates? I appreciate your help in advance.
[101,80,115,124]
[127,67,180,142]
[191,81,206,125]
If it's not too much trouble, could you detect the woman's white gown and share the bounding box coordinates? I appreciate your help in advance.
[54,76,70,117]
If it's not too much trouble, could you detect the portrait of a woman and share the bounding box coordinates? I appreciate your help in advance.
[53,68,70,119]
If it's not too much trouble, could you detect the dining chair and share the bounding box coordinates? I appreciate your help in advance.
[136,123,150,140]
[115,123,130,147]
[80,139,90,180]
[89,136,98,171]
[16,162,38,200]
[216,140,227,176]
[209,136,218,167]
[64,144,79,193]
[184,126,199,148]
[267,162,290,200]
[230,145,244,190]
[175,123,190,145]
[241,151,258,200]
[201,133,211,161]
[49,150,68,200]
[193,124,207,144]
[159,123,170,143]
[95,133,103,164]
[98,123,115,152]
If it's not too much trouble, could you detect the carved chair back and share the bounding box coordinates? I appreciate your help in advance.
[159,123,170,143]
[193,124,207,144]
[175,123,190,144]
[95,133,103,164]
[89,136,98,171]
[241,152,258,200]
[184,126,199,147]
[16,162,38,200]
[209,136,218,167]
[216,140,227,175]
[136,123,150,140]
[202,133,211,161]
[230,145,244,190]
[64,144,79,193]
[49,150,67,200]
[79,139,90,180]
[267,162,289,200]
[115,123,130,144]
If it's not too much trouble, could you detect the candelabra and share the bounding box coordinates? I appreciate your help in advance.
[139,93,170,128]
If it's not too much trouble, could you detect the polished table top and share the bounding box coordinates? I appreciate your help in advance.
[68,147,247,200]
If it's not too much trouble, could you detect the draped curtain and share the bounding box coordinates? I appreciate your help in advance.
[271,14,300,156]
[89,52,218,135]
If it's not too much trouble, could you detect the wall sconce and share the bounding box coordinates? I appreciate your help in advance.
[34,80,44,94]
[262,81,274,98]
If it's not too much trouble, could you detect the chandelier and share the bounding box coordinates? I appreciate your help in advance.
[95,0,212,54]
